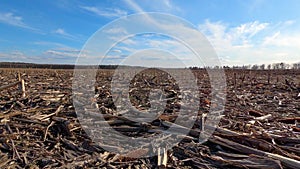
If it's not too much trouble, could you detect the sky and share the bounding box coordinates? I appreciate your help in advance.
[1,0,300,67]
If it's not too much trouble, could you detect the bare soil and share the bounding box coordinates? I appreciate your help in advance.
[0,68,299,168]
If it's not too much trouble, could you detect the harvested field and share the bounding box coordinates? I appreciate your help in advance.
[0,68,299,168]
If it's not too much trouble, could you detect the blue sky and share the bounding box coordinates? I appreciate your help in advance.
[1,0,300,66]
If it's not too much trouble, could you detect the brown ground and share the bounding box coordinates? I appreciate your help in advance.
[0,68,299,168]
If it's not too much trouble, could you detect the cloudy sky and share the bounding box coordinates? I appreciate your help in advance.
[1,0,300,66]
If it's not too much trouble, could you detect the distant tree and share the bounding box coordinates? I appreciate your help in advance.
[267,64,271,70]
[232,65,239,69]
[285,63,290,69]
[251,64,259,70]
[273,63,280,69]
[292,62,300,69]
[189,66,199,70]
[260,64,265,70]
[280,62,284,69]
[241,65,247,69]
[292,63,296,69]
[268,62,293,69]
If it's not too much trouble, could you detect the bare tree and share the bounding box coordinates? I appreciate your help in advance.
[252,64,259,70]
[273,63,280,69]
[291,63,300,69]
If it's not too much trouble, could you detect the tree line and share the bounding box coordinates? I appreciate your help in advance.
[232,62,300,70]
[0,62,118,69]
[0,61,299,70]
[190,62,300,70]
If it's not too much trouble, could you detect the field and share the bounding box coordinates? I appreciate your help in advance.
[0,68,299,168]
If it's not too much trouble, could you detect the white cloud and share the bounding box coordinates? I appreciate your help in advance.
[234,21,268,39]
[33,41,68,48]
[54,28,66,35]
[124,0,144,13]
[125,0,180,13]
[123,0,162,27]
[110,49,122,53]
[163,0,172,9]
[80,6,127,18]
[103,27,128,34]
[262,31,281,46]
[0,51,41,63]
[53,28,70,36]
[113,46,137,53]
[105,33,203,67]
[103,27,134,43]
[44,48,80,58]
[0,51,26,59]
[0,12,38,31]
[263,31,300,48]
[163,0,181,12]
[199,20,269,48]
[53,28,77,40]
[198,20,300,65]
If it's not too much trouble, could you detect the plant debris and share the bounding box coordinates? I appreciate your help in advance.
[0,68,299,168]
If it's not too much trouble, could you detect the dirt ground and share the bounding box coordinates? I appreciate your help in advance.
[0,68,299,168]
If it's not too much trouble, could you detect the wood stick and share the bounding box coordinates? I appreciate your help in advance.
[0,111,23,119]
[162,148,168,167]
[214,125,300,145]
[17,72,21,81]
[6,123,22,162]
[36,105,64,121]
[255,114,272,121]
[43,121,55,141]
[21,79,26,97]
[0,81,20,91]
[233,72,237,88]
[12,117,47,125]
[157,147,161,166]
[209,135,300,169]
[201,114,206,132]
[15,101,25,108]
[277,117,300,124]
[161,121,200,138]
[161,120,300,146]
